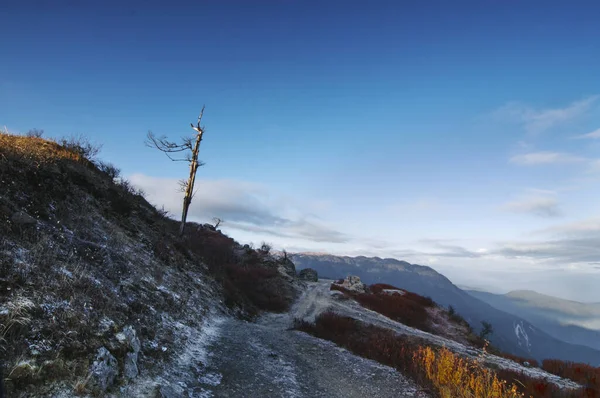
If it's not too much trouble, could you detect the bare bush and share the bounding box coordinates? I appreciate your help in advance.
[25,129,44,138]
[57,135,102,161]
[116,178,145,197]
[259,242,272,255]
[96,161,121,180]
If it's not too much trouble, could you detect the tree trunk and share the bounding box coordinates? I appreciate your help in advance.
[179,131,203,236]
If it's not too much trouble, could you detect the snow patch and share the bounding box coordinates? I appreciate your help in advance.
[382,289,405,295]
[514,321,532,352]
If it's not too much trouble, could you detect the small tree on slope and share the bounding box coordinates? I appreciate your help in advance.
[146,106,207,236]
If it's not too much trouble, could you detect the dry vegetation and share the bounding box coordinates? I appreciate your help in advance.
[297,312,597,398]
[331,281,546,369]
[541,360,600,397]
[0,132,297,395]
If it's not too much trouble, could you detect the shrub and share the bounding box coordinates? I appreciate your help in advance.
[354,291,432,331]
[57,135,102,161]
[96,161,121,180]
[480,321,493,339]
[331,282,436,332]
[259,242,272,255]
[297,312,530,398]
[25,129,44,138]
[222,264,291,315]
[369,283,400,294]
[415,345,524,398]
[173,227,293,317]
[542,359,600,396]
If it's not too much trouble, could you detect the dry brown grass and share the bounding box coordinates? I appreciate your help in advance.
[0,133,85,163]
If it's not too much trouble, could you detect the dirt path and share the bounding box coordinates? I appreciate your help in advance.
[199,283,427,397]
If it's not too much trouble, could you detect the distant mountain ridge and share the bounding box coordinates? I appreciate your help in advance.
[291,253,600,365]
[466,289,600,352]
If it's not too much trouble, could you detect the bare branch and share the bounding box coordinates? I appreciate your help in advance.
[146,131,194,162]
[197,105,205,126]
[212,217,222,229]
[177,179,188,193]
[191,105,206,134]
[146,131,192,153]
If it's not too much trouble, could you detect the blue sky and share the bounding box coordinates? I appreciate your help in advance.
[2,1,600,301]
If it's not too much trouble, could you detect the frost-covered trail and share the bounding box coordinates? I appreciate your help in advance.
[201,289,426,397]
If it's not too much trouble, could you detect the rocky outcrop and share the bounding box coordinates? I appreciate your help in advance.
[89,347,118,392]
[298,268,318,282]
[334,275,367,293]
[116,326,141,380]
[277,257,297,279]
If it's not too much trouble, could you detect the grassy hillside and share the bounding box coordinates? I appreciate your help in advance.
[0,133,298,396]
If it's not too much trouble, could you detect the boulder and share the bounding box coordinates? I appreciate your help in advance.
[336,275,367,293]
[298,268,318,282]
[116,326,141,380]
[89,347,118,392]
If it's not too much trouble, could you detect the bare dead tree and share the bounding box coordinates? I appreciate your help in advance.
[212,217,223,229]
[146,106,207,236]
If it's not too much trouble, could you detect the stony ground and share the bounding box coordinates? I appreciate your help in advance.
[196,285,428,398]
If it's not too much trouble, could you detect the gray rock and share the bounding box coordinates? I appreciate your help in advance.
[298,268,318,282]
[335,275,367,293]
[277,258,296,278]
[90,347,118,392]
[116,326,141,379]
[11,211,36,225]
[124,352,139,380]
[157,384,185,398]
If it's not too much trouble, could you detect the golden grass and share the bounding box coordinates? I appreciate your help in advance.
[0,133,83,163]
[415,345,524,398]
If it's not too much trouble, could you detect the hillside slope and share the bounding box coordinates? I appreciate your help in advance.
[467,289,600,352]
[0,134,300,396]
[291,254,600,365]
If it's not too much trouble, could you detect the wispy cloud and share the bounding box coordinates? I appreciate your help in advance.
[574,128,600,140]
[502,196,562,218]
[130,174,349,243]
[589,160,600,173]
[494,217,600,265]
[494,96,598,134]
[386,198,442,214]
[509,151,587,165]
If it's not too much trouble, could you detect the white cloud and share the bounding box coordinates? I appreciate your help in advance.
[493,217,600,265]
[588,160,600,173]
[509,151,587,165]
[574,128,600,139]
[536,217,600,236]
[494,96,598,134]
[129,174,349,243]
[502,196,562,218]
[386,198,442,214]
